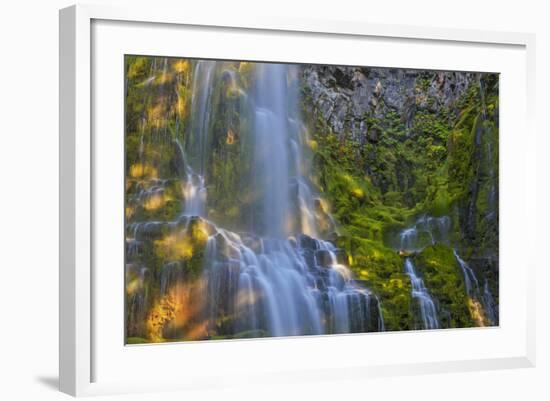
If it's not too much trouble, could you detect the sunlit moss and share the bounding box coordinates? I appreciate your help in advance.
[172,59,190,74]
[412,244,474,328]
[146,295,177,342]
[129,163,158,179]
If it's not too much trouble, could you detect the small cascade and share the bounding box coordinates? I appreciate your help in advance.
[398,215,451,329]
[201,226,383,336]
[403,258,439,330]
[399,215,451,252]
[397,213,498,328]
[453,249,480,296]
[182,172,206,217]
[125,264,150,335]
[453,249,497,326]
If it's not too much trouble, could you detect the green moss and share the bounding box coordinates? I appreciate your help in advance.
[126,337,149,344]
[412,244,474,328]
[335,235,413,330]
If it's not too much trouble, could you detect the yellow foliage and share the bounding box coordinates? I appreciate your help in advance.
[125,205,135,219]
[351,187,365,199]
[307,139,318,151]
[155,71,173,86]
[172,59,190,74]
[383,279,403,290]
[154,222,209,261]
[226,128,236,145]
[341,173,353,183]
[147,102,167,128]
[127,56,148,79]
[146,281,208,342]
[154,234,194,260]
[143,193,165,211]
[146,295,178,342]
[126,277,142,296]
[176,91,188,118]
[129,163,158,179]
[143,191,173,211]
[238,62,255,88]
[467,297,486,327]
[389,278,404,289]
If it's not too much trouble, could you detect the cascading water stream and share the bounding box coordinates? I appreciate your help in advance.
[398,214,497,328]
[177,61,217,218]
[453,250,480,296]
[453,249,497,325]
[162,60,385,337]
[399,221,441,330]
[403,258,439,330]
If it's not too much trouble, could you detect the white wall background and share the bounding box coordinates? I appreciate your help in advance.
[0,0,547,399]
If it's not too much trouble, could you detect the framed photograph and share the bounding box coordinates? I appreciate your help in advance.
[59,4,536,396]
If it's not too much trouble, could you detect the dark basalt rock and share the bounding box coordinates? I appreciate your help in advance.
[298,233,319,250]
[315,249,333,267]
[303,65,475,142]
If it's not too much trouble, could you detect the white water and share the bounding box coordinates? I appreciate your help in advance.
[399,215,451,252]
[252,63,292,238]
[404,258,439,330]
[454,249,497,325]
[453,249,480,296]
[175,61,217,218]
[398,216,449,330]
[172,61,384,337]
[182,172,207,217]
[398,214,498,328]
[202,226,383,336]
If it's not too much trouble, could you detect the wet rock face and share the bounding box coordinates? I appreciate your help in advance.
[315,249,333,267]
[302,65,475,141]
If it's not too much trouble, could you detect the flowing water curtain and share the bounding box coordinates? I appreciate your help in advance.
[194,62,384,338]
[125,59,386,341]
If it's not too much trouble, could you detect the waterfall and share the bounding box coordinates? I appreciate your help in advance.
[251,63,292,238]
[453,249,480,296]
[453,249,497,326]
[399,217,441,330]
[182,172,207,217]
[404,258,439,330]
[397,214,497,328]
[202,227,383,336]
[399,215,451,252]
[397,216,449,330]
[186,61,215,175]
[179,61,216,218]
[161,61,384,338]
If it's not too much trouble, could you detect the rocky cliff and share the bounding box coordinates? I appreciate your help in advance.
[302,64,499,329]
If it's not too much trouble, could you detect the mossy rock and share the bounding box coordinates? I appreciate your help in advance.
[126,336,149,344]
[412,244,474,328]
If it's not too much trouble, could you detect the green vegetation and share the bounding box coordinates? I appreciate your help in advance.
[412,244,474,328]
[124,57,499,342]
[305,71,499,330]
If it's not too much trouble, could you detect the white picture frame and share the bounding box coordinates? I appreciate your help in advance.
[59,3,536,397]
